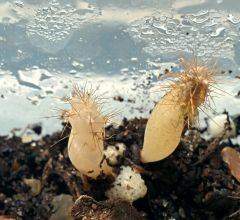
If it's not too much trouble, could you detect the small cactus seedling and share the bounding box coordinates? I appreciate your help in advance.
[141,58,216,163]
[63,84,113,179]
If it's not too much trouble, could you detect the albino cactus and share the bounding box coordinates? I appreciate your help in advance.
[141,88,185,163]
[64,85,112,179]
[141,60,216,163]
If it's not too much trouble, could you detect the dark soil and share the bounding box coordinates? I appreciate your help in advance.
[0,118,240,220]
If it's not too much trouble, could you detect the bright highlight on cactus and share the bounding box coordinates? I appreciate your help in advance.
[63,84,113,179]
[141,59,216,163]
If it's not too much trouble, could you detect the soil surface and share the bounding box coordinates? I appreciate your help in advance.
[0,118,240,220]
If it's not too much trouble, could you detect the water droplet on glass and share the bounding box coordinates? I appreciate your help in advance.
[26,0,100,53]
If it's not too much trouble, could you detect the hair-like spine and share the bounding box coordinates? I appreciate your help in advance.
[169,59,216,125]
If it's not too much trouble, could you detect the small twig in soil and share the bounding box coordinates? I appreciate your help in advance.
[125,158,152,176]
[193,137,221,166]
[41,158,53,184]
[229,209,240,219]
[193,117,232,166]
[63,170,81,199]
[228,196,240,218]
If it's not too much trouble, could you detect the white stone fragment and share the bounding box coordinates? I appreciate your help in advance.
[207,114,236,138]
[104,143,126,165]
[115,143,126,155]
[105,166,147,203]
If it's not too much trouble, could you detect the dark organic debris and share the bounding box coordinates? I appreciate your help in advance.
[0,118,240,219]
[71,195,146,220]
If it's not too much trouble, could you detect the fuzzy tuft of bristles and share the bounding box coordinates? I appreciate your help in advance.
[166,58,216,125]
[62,84,111,124]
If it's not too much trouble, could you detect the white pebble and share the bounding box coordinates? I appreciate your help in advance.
[104,143,126,165]
[207,114,236,138]
[105,166,147,203]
